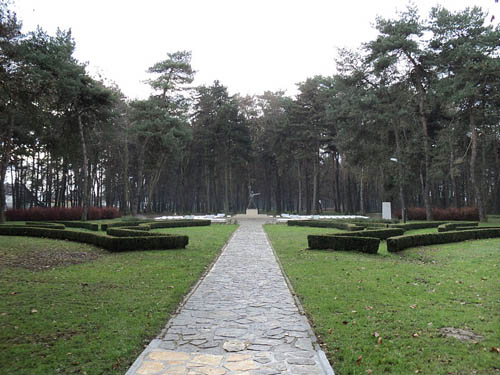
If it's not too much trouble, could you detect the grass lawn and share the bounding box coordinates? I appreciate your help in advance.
[265,224,500,375]
[0,224,237,375]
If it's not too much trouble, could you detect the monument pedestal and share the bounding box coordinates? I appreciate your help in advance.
[245,208,259,217]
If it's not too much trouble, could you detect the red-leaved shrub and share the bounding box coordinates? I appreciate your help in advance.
[6,207,120,221]
[396,206,479,221]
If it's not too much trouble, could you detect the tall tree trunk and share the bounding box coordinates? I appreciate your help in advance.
[312,150,319,214]
[418,94,433,220]
[359,167,365,215]
[335,154,341,212]
[0,114,14,223]
[131,143,145,216]
[297,161,302,213]
[469,110,487,222]
[275,161,282,215]
[78,114,89,221]
[394,128,406,221]
[223,159,230,214]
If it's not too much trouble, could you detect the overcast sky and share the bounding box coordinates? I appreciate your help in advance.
[12,0,499,99]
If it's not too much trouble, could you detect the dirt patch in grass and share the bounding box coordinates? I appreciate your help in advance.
[440,327,484,342]
[1,249,102,271]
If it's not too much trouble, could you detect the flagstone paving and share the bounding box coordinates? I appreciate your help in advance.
[126,218,334,375]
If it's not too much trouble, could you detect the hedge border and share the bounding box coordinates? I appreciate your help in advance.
[308,234,380,254]
[334,228,405,240]
[437,222,479,232]
[386,228,500,252]
[0,226,188,252]
[389,221,449,230]
[6,222,67,230]
[101,219,211,231]
[49,221,99,231]
[288,220,364,231]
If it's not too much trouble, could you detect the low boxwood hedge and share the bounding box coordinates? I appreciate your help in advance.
[50,221,99,231]
[147,220,211,229]
[389,222,448,230]
[101,219,211,231]
[386,228,500,252]
[101,221,152,231]
[334,228,405,240]
[308,234,380,254]
[22,222,67,230]
[106,228,157,237]
[289,220,364,231]
[0,226,188,251]
[437,222,479,232]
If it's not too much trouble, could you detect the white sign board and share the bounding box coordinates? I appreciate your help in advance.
[382,202,392,220]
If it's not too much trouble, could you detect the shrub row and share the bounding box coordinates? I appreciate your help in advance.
[101,219,211,231]
[6,207,120,221]
[308,235,380,254]
[22,222,66,230]
[386,228,500,252]
[106,228,158,237]
[0,226,188,251]
[389,221,448,230]
[288,220,364,231]
[28,221,100,231]
[101,221,153,231]
[395,207,479,221]
[334,228,405,240]
[437,222,479,232]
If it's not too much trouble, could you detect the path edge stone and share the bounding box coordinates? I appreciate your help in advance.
[263,223,336,375]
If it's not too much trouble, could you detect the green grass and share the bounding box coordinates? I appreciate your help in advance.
[0,224,237,375]
[265,224,500,375]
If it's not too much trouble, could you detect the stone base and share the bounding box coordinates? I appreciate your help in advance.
[245,209,259,217]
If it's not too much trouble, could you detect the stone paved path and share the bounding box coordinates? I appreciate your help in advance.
[126,218,334,375]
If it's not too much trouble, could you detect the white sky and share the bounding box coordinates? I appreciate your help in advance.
[12,0,499,99]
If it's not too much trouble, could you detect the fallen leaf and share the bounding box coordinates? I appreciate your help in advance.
[31,309,38,314]
[9,292,17,295]
[328,328,333,334]
[1,312,6,316]
[410,304,417,309]
[373,332,380,338]
[365,306,374,310]
[366,370,373,374]
[342,321,349,325]
[167,285,174,289]
[490,347,500,353]
[481,277,488,281]
[356,355,363,365]
[413,333,419,338]
[377,337,383,345]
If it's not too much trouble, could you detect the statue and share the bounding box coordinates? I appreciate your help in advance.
[247,185,260,209]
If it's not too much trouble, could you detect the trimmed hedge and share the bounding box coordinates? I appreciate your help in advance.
[51,221,100,231]
[22,222,67,230]
[389,222,448,230]
[101,219,211,231]
[308,235,380,254]
[0,226,188,251]
[334,228,405,240]
[288,220,364,231]
[147,220,211,229]
[106,228,157,237]
[101,221,152,231]
[437,222,479,232]
[386,228,500,252]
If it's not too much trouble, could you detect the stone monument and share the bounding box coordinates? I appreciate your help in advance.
[246,186,260,216]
